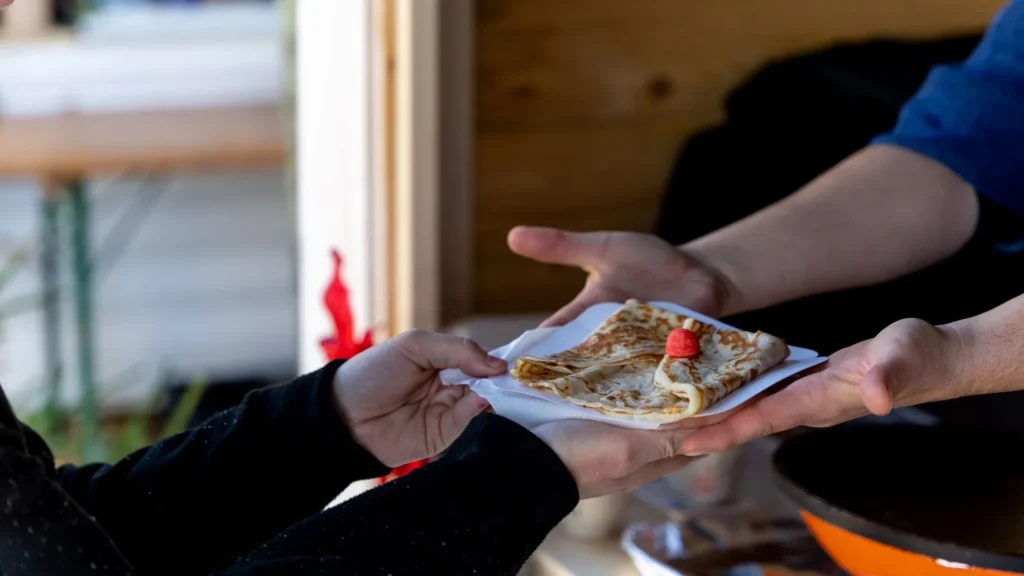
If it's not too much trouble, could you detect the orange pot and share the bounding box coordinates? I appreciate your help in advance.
[801,511,1020,576]
[772,425,1024,576]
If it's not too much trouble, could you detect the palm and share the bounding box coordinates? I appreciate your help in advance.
[333,331,500,467]
[777,342,873,428]
[351,375,472,466]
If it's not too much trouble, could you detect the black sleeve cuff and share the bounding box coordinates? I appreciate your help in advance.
[254,359,392,482]
[443,413,581,527]
[227,414,581,575]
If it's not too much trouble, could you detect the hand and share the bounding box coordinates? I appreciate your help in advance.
[680,318,966,455]
[507,227,729,326]
[333,330,507,467]
[532,420,696,499]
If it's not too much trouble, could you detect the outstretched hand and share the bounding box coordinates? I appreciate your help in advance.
[681,319,966,455]
[508,226,729,326]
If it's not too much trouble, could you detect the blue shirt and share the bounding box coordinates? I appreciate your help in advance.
[874,0,1024,219]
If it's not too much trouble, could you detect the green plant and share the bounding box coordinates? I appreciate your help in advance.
[2,225,208,465]
[22,377,207,465]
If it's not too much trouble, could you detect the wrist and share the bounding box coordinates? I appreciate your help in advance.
[530,424,582,493]
[678,242,747,317]
[934,320,977,398]
[330,369,372,446]
[940,307,1024,397]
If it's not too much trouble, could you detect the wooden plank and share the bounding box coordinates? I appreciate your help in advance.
[473,0,1003,315]
[475,120,688,313]
[3,106,284,178]
[439,0,476,326]
[0,105,286,180]
[477,0,1003,131]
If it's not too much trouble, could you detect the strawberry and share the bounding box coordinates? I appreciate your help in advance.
[666,328,700,359]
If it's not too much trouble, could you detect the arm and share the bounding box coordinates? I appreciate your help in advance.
[219,415,697,576]
[946,292,1024,398]
[681,292,1024,455]
[5,331,509,575]
[506,146,979,324]
[55,361,389,575]
[221,415,580,576]
[1,387,134,574]
[689,0,1024,316]
[509,2,1024,326]
[685,144,979,316]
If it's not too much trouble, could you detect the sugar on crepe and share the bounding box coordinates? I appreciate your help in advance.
[511,300,788,420]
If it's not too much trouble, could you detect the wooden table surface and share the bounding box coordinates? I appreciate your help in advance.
[0,105,287,181]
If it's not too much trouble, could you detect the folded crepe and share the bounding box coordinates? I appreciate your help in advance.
[511,300,789,420]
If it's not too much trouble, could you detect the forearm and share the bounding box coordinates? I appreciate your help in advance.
[943,293,1024,398]
[57,361,388,574]
[0,449,134,574]
[685,144,979,316]
[0,387,133,573]
[222,415,579,575]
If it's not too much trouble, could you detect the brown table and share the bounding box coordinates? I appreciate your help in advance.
[0,105,287,459]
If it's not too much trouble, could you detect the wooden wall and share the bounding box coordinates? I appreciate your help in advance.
[472,0,1004,314]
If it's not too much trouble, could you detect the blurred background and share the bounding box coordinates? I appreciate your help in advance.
[0,0,1007,571]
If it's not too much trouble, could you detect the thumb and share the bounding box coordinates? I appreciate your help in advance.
[540,294,599,328]
[508,226,609,268]
[397,331,507,376]
[681,374,828,455]
[860,364,896,416]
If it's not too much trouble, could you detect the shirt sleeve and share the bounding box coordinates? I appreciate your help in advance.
[1,384,135,574]
[1,360,391,575]
[217,414,581,576]
[873,0,1024,218]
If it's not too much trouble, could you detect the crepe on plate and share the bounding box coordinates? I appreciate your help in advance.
[511,300,789,420]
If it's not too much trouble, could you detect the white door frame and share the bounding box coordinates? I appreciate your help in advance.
[392,0,441,334]
[296,0,473,372]
[295,0,375,372]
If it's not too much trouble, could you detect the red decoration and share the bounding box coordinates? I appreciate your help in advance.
[666,328,700,359]
[319,249,426,485]
[377,460,428,484]
[320,249,374,361]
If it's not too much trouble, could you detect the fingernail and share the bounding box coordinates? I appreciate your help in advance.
[683,451,708,457]
[487,356,507,369]
[476,399,491,413]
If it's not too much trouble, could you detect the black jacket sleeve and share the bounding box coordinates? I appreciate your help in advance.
[218,414,581,576]
[1,361,390,576]
[1,384,135,575]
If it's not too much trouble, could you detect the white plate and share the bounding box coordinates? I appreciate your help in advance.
[442,302,826,430]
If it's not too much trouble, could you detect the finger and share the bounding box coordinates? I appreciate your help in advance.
[438,390,491,446]
[584,455,694,499]
[617,427,695,472]
[666,408,739,430]
[619,455,694,488]
[399,331,507,375]
[860,365,895,416]
[680,375,830,455]
[507,226,610,268]
[540,297,597,328]
[668,381,805,431]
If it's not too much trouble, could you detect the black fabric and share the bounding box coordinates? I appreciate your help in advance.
[655,35,1024,433]
[0,365,578,575]
[221,415,579,575]
[656,35,982,243]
